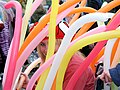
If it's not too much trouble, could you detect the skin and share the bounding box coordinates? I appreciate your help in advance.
[18,39,86,89]
[99,70,112,84]
[37,39,61,63]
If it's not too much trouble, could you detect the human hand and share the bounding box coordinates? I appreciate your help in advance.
[98,71,112,85]
[21,73,29,88]
[17,73,29,89]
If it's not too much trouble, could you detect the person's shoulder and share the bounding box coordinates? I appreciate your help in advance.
[70,53,83,64]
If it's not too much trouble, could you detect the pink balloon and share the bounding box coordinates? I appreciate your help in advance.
[3,1,22,90]
[66,41,107,90]
[26,55,54,90]
[13,5,76,90]
[66,12,120,90]
[2,40,13,86]
[14,25,48,83]
[31,0,44,16]
[70,26,106,47]
[106,12,120,30]
[26,26,107,90]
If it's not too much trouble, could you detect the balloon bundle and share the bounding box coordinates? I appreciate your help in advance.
[2,0,120,90]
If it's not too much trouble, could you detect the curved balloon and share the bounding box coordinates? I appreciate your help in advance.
[104,38,117,90]
[14,5,75,90]
[17,58,41,90]
[26,21,108,90]
[65,12,120,89]
[104,38,117,71]
[110,37,120,89]
[18,0,83,57]
[104,38,120,90]
[45,12,113,90]
[3,1,22,90]
[64,29,120,90]
[90,10,120,72]
[69,0,87,25]
[26,56,54,90]
[20,0,33,47]
[36,0,59,89]
[73,0,120,40]
[90,47,104,72]
[110,39,119,64]
[111,38,120,67]
[12,0,33,89]
[68,7,97,16]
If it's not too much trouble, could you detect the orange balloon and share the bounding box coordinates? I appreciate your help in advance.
[68,7,97,16]
[111,38,120,66]
[69,0,87,25]
[107,9,120,26]
[17,0,120,88]
[90,37,119,72]
[111,38,120,68]
[18,0,83,58]
[51,76,56,90]
[90,47,104,72]
[73,0,120,40]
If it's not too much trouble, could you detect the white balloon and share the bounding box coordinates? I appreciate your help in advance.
[104,38,117,90]
[43,12,114,90]
[59,21,69,34]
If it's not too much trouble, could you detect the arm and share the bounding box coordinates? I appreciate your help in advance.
[99,63,120,87]
[109,63,120,87]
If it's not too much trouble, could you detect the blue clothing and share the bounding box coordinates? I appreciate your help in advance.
[86,0,103,10]
[109,63,120,87]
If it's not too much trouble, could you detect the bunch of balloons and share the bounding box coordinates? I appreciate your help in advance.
[2,0,120,90]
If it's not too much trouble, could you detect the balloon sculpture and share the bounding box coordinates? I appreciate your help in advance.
[1,0,120,90]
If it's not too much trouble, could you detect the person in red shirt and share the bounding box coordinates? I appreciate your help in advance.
[18,21,95,90]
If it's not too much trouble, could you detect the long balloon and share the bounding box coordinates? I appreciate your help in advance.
[26,25,106,90]
[14,5,76,90]
[26,15,111,90]
[17,58,41,90]
[20,0,33,47]
[104,38,117,90]
[73,0,120,40]
[69,0,87,25]
[45,12,113,90]
[110,39,119,64]
[111,38,120,67]
[13,0,33,89]
[3,1,22,90]
[64,29,120,90]
[65,12,120,89]
[90,10,120,71]
[90,47,104,72]
[18,0,83,58]
[36,0,59,89]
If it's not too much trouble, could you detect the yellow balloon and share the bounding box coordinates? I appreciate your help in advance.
[56,29,120,90]
[20,0,33,47]
[36,0,59,89]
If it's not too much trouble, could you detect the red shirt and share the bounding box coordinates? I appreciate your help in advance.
[63,54,95,90]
